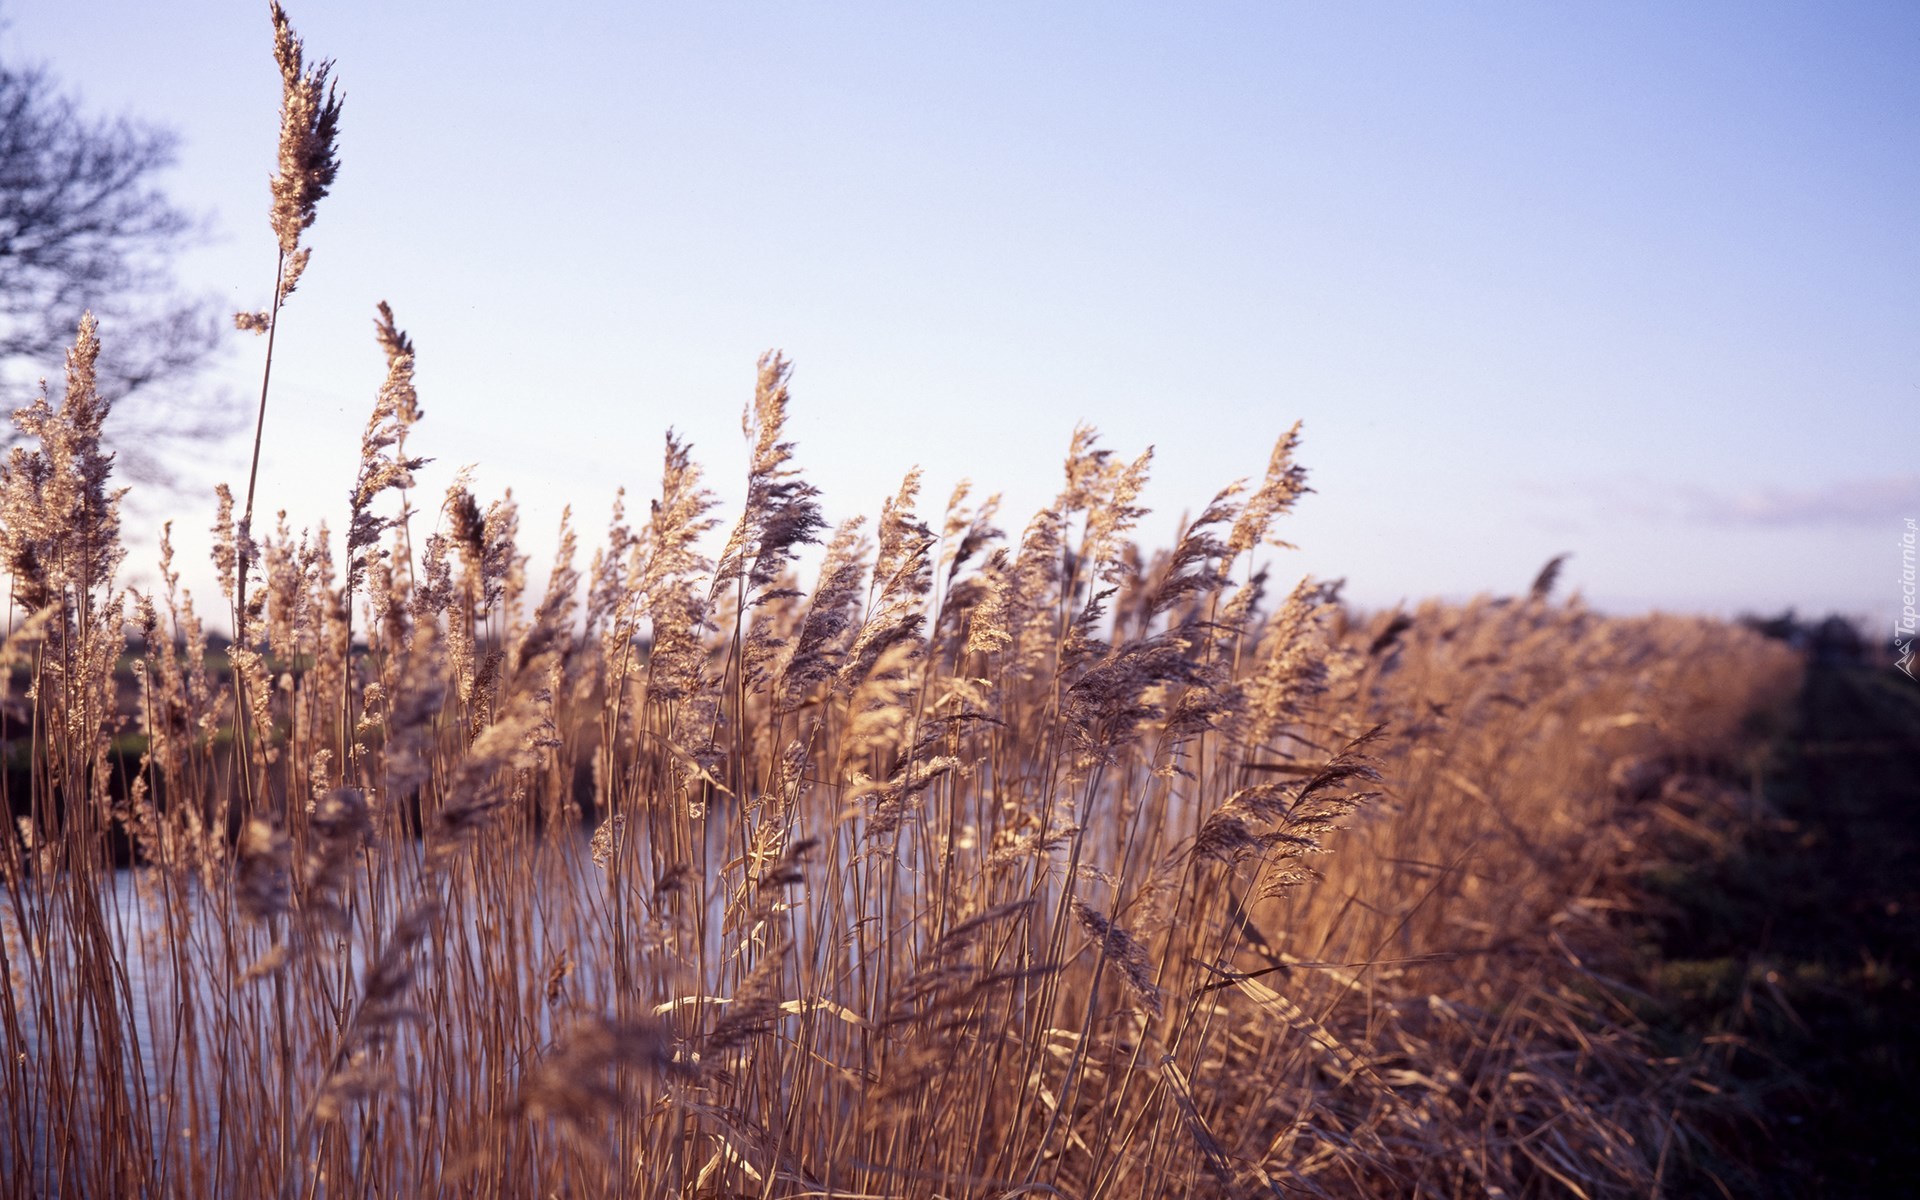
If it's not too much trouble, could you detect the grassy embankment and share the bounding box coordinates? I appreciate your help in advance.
[1633,662,1920,1198]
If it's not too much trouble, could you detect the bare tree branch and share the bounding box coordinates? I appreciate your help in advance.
[0,57,232,487]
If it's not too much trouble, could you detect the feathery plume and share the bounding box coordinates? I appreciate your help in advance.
[301,786,369,931]
[268,2,343,257]
[838,470,934,692]
[236,815,292,923]
[1529,552,1571,602]
[509,1015,686,1135]
[1192,724,1385,881]
[1146,484,1243,620]
[0,314,126,611]
[1071,898,1164,1018]
[583,488,635,644]
[1081,444,1153,586]
[1226,422,1310,558]
[714,353,825,596]
[345,303,429,595]
[1240,577,1342,747]
[638,432,721,708]
[313,903,436,1122]
[966,507,1064,676]
[937,479,1003,586]
[776,516,867,711]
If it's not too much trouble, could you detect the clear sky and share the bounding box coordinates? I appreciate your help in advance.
[3,1,1914,632]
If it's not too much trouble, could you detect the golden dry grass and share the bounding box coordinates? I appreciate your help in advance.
[0,7,1804,1198]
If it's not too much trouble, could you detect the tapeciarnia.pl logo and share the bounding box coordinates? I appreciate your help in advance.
[1898,517,1916,679]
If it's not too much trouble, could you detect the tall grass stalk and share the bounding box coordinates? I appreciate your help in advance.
[0,7,1806,1198]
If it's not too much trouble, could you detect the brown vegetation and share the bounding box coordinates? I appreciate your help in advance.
[0,7,1802,1197]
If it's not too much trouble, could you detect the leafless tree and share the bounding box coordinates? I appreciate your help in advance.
[0,56,231,485]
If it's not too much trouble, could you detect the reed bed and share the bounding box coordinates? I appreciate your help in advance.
[0,7,1802,1197]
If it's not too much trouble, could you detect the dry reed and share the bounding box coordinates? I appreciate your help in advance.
[0,6,1805,1198]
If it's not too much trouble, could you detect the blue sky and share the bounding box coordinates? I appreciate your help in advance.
[3,1,1914,631]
